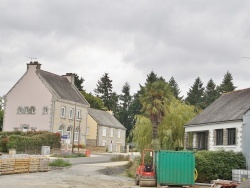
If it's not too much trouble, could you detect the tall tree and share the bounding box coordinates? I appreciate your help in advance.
[118,82,133,137]
[219,71,236,94]
[139,80,172,149]
[146,71,159,84]
[204,79,220,107]
[74,74,85,91]
[80,91,106,110]
[169,76,183,100]
[185,77,205,109]
[94,73,114,110]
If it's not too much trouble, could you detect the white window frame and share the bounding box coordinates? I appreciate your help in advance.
[102,127,107,137]
[77,110,81,119]
[69,108,73,119]
[61,107,66,118]
[59,125,64,136]
[118,129,121,139]
[110,128,114,138]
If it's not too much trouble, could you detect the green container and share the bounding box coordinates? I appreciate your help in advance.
[155,150,195,186]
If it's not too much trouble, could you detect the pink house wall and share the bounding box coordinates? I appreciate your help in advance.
[3,64,53,131]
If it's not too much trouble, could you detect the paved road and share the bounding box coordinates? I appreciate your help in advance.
[50,153,114,165]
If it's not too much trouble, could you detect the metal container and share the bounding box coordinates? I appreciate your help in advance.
[155,150,195,187]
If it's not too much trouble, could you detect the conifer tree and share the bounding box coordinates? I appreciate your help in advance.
[118,82,133,137]
[94,73,114,111]
[185,77,205,109]
[169,76,183,100]
[219,71,236,94]
[204,79,220,107]
[74,74,85,91]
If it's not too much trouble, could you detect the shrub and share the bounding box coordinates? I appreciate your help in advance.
[195,150,246,183]
[0,131,61,153]
[49,159,71,167]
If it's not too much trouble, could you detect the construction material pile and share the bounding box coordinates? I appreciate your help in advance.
[0,154,49,175]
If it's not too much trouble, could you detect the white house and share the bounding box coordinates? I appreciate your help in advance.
[184,88,250,169]
[3,61,90,146]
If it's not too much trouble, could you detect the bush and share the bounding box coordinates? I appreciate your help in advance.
[49,159,71,167]
[195,150,246,183]
[0,131,61,153]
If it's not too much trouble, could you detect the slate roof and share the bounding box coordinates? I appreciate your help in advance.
[185,88,250,126]
[88,108,126,130]
[39,70,89,106]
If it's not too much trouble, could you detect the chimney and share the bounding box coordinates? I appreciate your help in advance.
[107,110,113,115]
[27,61,41,71]
[63,73,75,85]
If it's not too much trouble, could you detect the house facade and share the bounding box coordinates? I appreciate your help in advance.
[184,88,250,156]
[87,108,126,153]
[3,61,90,146]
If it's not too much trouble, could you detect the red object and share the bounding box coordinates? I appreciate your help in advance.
[135,149,156,187]
[85,149,91,157]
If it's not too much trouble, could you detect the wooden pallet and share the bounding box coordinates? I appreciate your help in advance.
[39,157,50,172]
[29,157,40,173]
[14,158,30,174]
[0,159,15,175]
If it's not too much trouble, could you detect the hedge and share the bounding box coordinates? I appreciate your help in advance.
[195,150,246,183]
[0,131,61,152]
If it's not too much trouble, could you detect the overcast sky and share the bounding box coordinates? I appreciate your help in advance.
[1,0,250,98]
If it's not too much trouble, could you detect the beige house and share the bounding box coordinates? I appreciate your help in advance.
[3,61,90,146]
[87,108,126,152]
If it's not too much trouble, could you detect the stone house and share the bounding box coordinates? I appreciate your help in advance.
[3,61,90,146]
[87,108,126,152]
[184,88,250,169]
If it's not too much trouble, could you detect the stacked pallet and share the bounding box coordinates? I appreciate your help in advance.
[0,155,50,175]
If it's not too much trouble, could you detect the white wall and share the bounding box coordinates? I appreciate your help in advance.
[185,121,242,152]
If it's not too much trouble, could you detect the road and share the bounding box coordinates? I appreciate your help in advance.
[0,153,136,188]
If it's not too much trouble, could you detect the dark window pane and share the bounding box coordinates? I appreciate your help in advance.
[216,129,223,145]
[228,128,236,145]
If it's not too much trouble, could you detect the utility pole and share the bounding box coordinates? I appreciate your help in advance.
[71,103,77,153]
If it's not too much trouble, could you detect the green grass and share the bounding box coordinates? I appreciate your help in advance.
[49,159,72,167]
[51,153,86,158]
[110,154,130,161]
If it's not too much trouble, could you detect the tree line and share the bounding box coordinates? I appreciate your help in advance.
[75,70,236,149]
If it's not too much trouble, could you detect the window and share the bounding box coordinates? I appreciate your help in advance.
[118,129,121,139]
[30,106,36,114]
[77,110,81,119]
[17,107,22,114]
[24,106,29,114]
[102,141,106,146]
[20,124,29,132]
[216,129,223,145]
[110,129,114,137]
[61,107,66,118]
[69,108,73,119]
[102,127,107,136]
[74,127,79,141]
[59,125,64,136]
[67,126,72,140]
[43,106,48,114]
[228,128,236,145]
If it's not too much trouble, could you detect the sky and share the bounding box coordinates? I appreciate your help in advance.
[1,0,250,98]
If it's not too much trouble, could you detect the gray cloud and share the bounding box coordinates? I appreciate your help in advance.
[1,0,250,97]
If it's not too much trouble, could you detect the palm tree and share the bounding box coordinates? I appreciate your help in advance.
[139,80,172,141]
